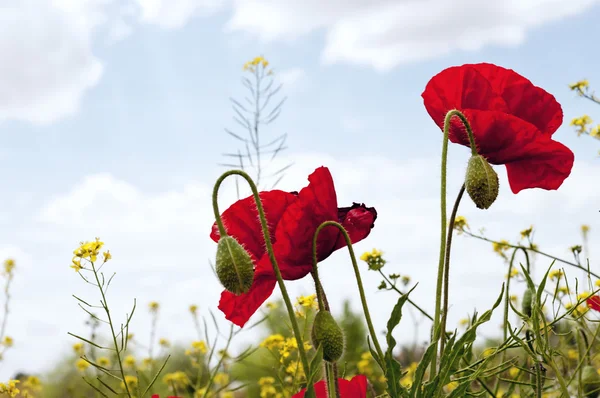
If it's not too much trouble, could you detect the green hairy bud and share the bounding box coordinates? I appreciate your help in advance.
[311,311,344,363]
[465,155,499,210]
[215,236,254,295]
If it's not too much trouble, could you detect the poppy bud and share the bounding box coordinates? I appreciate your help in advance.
[465,155,499,210]
[522,288,533,317]
[311,311,344,362]
[582,365,600,397]
[215,236,254,295]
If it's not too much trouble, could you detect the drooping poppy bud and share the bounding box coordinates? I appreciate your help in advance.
[215,236,254,295]
[464,155,499,210]
[311,311,344,362]
[582,365,600,397]
[522,288,533,317]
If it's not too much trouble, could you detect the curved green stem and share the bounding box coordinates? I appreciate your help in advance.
[312,221,385,369]
[439,184,465,356]
[212,170,314,396]
[431,109,478,378]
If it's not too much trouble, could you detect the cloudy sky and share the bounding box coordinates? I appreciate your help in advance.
[1,0,600,380]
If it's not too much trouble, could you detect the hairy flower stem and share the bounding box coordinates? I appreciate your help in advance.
[313,221,385,370]
[431,109,478,378]
[311,270,338,398]
[439,184,465,356]
[90,262,132,398]
[377,270,433,320]
[212,170,315,396]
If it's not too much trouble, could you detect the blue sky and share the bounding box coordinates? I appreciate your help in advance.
[1,0,600,381]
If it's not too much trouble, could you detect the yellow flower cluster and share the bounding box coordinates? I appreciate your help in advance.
[71,238,110,272]
[2,336,13,348]
[121,375,138,390]
[76,358,89,372]
[548,269,564,281]
[520,225,533,239]
[492,240,511,259]
[260,334,285,350]
[360,248,386,271]
[163,371,190,389]
[0,380,20,397]
[159,337,170,347]
[400,362,418,387]
[569,79,589,92]
[570,115,595,136]
[185,340,208,367]
[294,294,318,317]
[123,355,136,369]
[148,301,160,312]
[258,376,281,398]
[189,304,198,314]
[22,375,42,392]
[3,259,15,275]
[453,216,468,234]
[243,56,270,72]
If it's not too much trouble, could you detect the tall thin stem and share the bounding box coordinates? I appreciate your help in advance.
[439,184,465,356]
[212,170,314,396]
[431,109,478,378]
[312,221,385,369]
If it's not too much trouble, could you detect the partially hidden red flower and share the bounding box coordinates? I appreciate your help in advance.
[292,374,368,398]
[587,295,600,312]
[422,63,574,194]
[210,167,377,327]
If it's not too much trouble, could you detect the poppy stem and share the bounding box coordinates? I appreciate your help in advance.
[212,169,315,397]
[431,109,478,379]
[311,269,330,313]
[439,184,465,357]
[312,221,386,371]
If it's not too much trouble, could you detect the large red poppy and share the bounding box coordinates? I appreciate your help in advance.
[210,167,377,327]
[422,63,574,194]
[292,374,368,398]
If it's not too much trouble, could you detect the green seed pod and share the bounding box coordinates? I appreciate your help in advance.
[215,236,254,295]
[311,311,344,362]
[522,288,533,317]
[582,365,600,397]
[465,155,499,210]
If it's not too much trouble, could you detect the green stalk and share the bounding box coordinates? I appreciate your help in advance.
[212,170,315,396]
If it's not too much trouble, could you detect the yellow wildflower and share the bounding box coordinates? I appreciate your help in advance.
[3,259,15,275]
[260,334,285,350]
[123,355,136,369]
[582,225,590,234]
[76,358,89,372]
[569,79,589,92]
[520,226,533,239]
[296,294,318,309]
[591,125,600,138]
[97,357,110,367]
[506,268,519,279]
[578,291,592,301]
[266,301,278,310]
[121,375,138,390]
[187,340,207,355]
[567,349,578,360]
[102,250,112,262]
[73,238,104,262]
[189,304,198,314]
[22,375,42,392]
[0,380,20,397]
[549,269,564,281]
[2,336,13,347]
[571,115,593,135]
[148,301,160,312]
[159,338,170,347]
[445,381,459,392]
[558,286,569,295]
[508,367,520,378]
[163,371,190,389]
[221,392,234,398]
[73,343,84,355]
[509,294,518,302]
[214,372,229,385]
[482,347,497,359]
[453,216,468,233]
[70,258,83,272]
[459,318,469,327]
[360,248,386,270]
[492,240,510,258]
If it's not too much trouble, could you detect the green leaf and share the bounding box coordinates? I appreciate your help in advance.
[410,341,437,398]
[303,344,324,398]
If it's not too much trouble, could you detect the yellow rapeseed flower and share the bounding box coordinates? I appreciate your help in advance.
[102,250,112,262]
[571,115,593,135]
[520,226,533,239]
[445,381,459,392]
[97,357,110,367]
[189,304,198,314]
[492,240,510,258]
[70,258,83,272]
[582,225,591,234]
[214,372,229,385]
[567,349,578,360]
[453,216,468,233]
[148,301,160,312]
[266,301,278,310]
[159,338,170,347]
[508,367,520,378]
[22,375,42,392]
[121,375,138,390]
[260,334,285,350]
[73,343,84,355]
[187,340,208,356]
[2,336,13,347]
[73,238,104,262]
[76,358,90,372]
[0,380,20,397]
[569,79,589,92]
[3,259,15,275]
[163,371,190,389]
[549,269,564,281]
[123,355,136,369]
[296,294,318,309]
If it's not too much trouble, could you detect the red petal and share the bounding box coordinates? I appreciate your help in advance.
[269,167,339,279]
[587,296,600,312]
[333,203,377,251]
[210,190,297,262]
[292,375,368,398]
[218,275,277,327]
[468,63,563,136]
[504,139,574,193]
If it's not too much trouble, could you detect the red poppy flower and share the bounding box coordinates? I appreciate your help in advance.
[587,295,600,312]
[422,63,574,194]
[210,167,377,327]
[292,374,368,398]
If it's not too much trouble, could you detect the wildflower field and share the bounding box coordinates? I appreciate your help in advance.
[1,32,600,398]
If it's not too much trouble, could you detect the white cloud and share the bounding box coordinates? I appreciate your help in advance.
[0,1,104,124]
[133,0,227,29]
[277,67,307,92]
[0,152,594,379]
[226,0,600,70]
